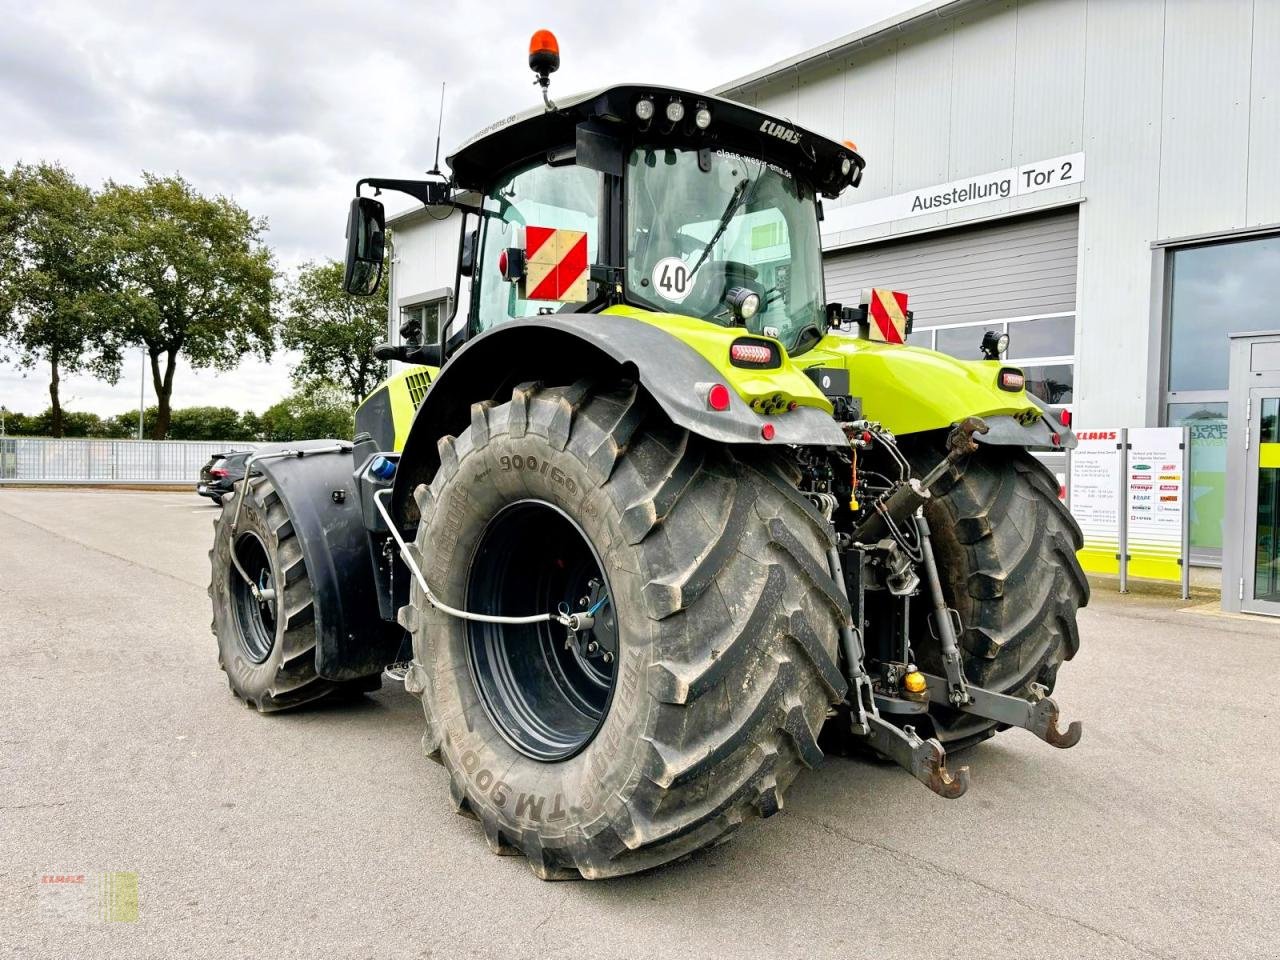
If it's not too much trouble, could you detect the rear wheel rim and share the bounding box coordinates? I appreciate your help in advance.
[230,532,276,664]
[465,499,618,763]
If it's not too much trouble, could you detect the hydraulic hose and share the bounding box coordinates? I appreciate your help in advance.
[372,488,584,630]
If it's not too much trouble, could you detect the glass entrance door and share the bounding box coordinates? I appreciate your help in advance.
[1244,391,1280,614]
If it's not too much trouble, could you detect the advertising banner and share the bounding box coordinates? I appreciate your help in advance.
[1068,431,1123,575]
[1125,428,1187,583]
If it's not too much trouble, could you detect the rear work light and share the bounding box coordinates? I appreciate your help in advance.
[998,368,1025,392]
[729,338,781,369]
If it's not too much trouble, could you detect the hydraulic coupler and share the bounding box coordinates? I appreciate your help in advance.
[852,416,988,544]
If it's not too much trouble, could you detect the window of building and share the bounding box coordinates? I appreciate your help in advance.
[1167,234,1280,392]
[1163,231,1280,561]
[398,297,445,348]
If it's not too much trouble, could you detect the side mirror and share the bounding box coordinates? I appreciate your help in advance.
[344,196,386,296]
[459,228,478,277]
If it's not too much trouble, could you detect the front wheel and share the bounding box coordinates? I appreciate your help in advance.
[209,477,377,711]
[403,380,848,879]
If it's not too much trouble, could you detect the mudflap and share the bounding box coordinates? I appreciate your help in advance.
[255,443,404,681]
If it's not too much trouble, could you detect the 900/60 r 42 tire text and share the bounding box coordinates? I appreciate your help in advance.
[400,380,849,879]
[209,476,378,712]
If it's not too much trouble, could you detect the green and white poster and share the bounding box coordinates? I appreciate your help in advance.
[1125,428,1187,583]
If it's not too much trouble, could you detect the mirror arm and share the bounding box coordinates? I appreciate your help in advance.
[357,177,454,208]
[373,342,442,366]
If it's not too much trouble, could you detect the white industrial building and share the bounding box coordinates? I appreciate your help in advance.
[386,0,1280,595]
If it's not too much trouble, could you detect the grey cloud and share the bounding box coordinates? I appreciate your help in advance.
[1,0,918,415]
[0,16,124,139]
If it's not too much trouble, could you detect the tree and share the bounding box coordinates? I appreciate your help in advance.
[1,407,109,437]
[167,405,254,441]
[96,173,276,439]
[282,259,387,407]
[103,407,155,439]
[257,383,354,442]
[0,162,122,437]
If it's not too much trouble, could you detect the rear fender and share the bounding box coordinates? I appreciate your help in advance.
[389,314,848,524]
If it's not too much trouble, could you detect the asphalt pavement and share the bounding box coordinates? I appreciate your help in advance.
[2,488,1278,960]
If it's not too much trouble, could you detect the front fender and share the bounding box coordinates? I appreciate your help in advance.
[255,442,403,680]
[389,314,847,524]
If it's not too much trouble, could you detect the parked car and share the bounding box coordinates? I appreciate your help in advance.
[197,451,253,504]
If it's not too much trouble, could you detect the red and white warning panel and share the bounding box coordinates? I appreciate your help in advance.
[524,225,589,302]
[860,288,910,344]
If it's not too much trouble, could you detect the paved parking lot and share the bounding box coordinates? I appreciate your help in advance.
[2,488,1278,960]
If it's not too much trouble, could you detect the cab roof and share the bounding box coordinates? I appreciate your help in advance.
[446,84,865,199]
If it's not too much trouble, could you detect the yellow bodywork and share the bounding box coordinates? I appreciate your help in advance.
[799,333,1041,434]
[365,365,437,452]
[605,304,1041,436]
[366,308,1042,451]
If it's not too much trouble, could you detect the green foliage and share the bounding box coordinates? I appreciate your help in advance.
[0,162,124,436]
[101,407,155,439]
[7,404,267,441]
[282,258,388,406]
[94,173,277,439]
[166,406,256,441]
[256,383,354,442]
[3,408,111,437]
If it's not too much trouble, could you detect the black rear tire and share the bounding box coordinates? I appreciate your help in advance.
[402,380,848,879]
[910,445,1089,748]
[209,476,378,712]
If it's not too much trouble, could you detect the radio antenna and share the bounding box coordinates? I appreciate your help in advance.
[428,82,447,178]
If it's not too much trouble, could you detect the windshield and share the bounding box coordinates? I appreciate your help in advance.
[625,147,825,352]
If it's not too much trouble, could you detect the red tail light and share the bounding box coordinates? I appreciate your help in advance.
[998,368,1025,391]
[730,342,773,365]
[761,423,776,441]
[728,338,781,369]
[210,468,229,478]
[707,383,731,411]
[1059,408,1072,426]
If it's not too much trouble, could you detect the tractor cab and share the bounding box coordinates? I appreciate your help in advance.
[346,76,865,361]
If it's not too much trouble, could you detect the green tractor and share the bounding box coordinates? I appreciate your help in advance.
[209,32,1087,879]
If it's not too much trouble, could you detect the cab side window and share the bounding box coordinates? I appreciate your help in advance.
[475,163,600,332]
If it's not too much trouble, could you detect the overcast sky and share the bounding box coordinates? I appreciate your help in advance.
[1,0,919,418]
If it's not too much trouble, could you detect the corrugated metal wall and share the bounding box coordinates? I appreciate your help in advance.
[824,208,1078,327]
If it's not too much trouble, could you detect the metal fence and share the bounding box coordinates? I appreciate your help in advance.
[0,437,259,484]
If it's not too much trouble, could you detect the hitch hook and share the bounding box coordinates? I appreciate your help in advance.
[1028,683,1083,749]
[919,674,1083,750]
[866,715,970,800]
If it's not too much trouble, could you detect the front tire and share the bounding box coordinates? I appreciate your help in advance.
[209,476,377,712]
[403,380,848,879]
